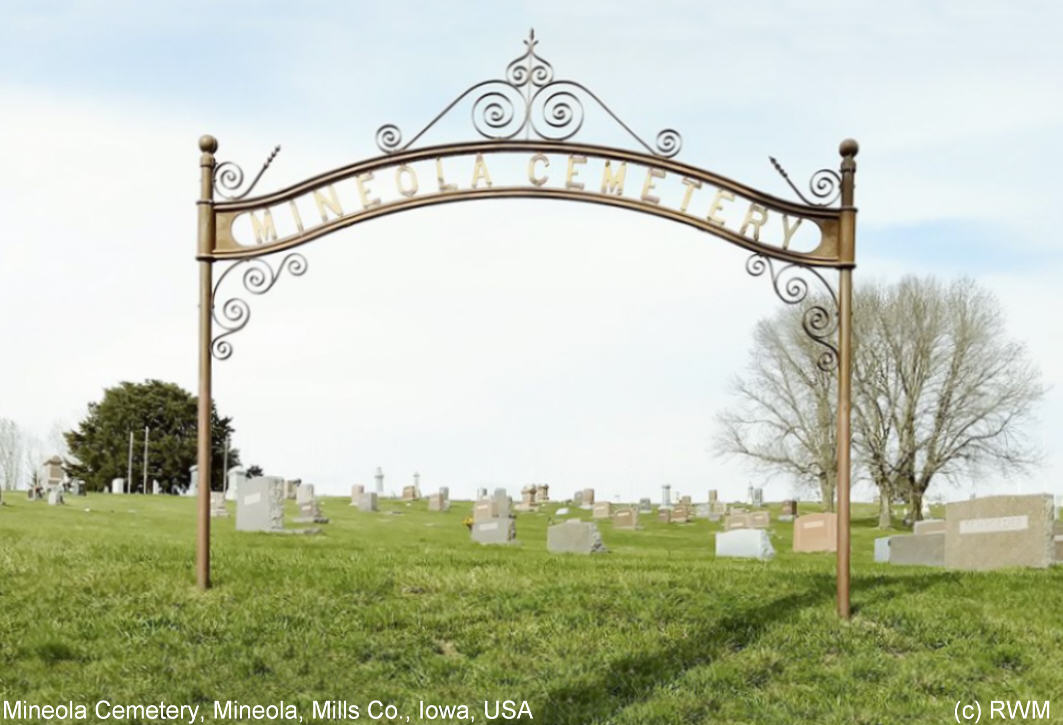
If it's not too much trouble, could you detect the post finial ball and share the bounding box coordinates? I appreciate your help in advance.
[839,138,859,158]
[198,135,218,153]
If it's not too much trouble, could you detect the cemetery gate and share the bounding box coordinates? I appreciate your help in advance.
[193,31,859,618]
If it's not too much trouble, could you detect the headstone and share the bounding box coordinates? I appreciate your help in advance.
[294,483,329,524]
[779,499,798,521]
[27,484,43,500]
[913,518,945,536]
[284,479,300,500]
[111,478,124,495]
[638,497,653,513]
[350,484,365,505]
[874,536,891,563]
[658,508,671,523]
[592,501,612,519]
[188,466,197,493]
[547,519,607,554]
[944,494,1056,570]
[752,487,764,508]
[210,491,229,518]
[725,513,751,530]
[749,511,770,529]
[708,501,727,522]
[236,477,285,532]
[515,486,537,512]
[792,513,838,553]
[72,480,85,496]
[889,533,945,567]
[471,518,517,545]
[42,456,64,489]
[493,488,512,519]
[679,495,692,508]
[538,484,549,502]
[661,484,672,510]
[613,509,638,530]
[715,528,775,560]
[152,479,161,495]
[670,504,692,523]
[374,466,384,493]
[573,490,583,506]
[708,489,718,503]
[476,487,488,500]
[47,488,64,506]
[427,492,450,512]
[357,492,378,512]
[401,485,419,501]
[439,486,450,501]
[728,506,748,515]
[226,467,246,502]
[580,488,595,509]
[473,500,498,522]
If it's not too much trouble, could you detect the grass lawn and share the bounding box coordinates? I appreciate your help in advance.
[1,493,1060,724]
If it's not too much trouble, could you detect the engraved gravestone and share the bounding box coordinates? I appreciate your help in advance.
[716,529,775,560]
[294,483,329,524]
[613,508,638,530]
[226,467,246,502]
[210,491,229,518]
[357,492,379,512]
[945,494,1056,570]
[889,533,945,567]
[111,478,124,495]
[638,497,653,513]
[428,491,450,512]
[913,518,945,535]
[592,501,612,519]
[725,513,751,530]
[350,484,364,505]
[471,517,516,545]
[792,513,837,553]
[547,519,607,554]
[236,477,285,532]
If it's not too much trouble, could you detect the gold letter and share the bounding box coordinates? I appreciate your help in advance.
[395,165,418,198]
[706,189,735,228]
[249,208,277,245]
[528,153,549,186]
[471,153,493,189]
[679,178,701,214]
[312,185,344,223]
[640,167,666,205]
[781,215,803,249]
[356,172,381,210]
[600,160,627,195]
[565,155,587,190]
[288,200,304,233]
[435,158,457,192]
[739,203,769,241]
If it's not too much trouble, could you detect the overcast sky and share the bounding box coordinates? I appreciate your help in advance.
[2,1,1061,503]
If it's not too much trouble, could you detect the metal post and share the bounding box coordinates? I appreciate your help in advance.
[196,134,218,591]
[142,426,150,494]
[836,138,858,619]
[127,431,133,494]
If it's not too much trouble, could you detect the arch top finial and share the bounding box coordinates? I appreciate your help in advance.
[199,134,218,154]
[839,138,859,158]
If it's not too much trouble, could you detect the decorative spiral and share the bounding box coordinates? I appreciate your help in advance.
[654,129,682,158]
[530,87,584,141]
[210,253,309,360]
[214,161,245,195]
[506,28,555,88]
[775,267,810,304]
[375,124,403,153]
[808,169,841,205]
[745,254,768,277]
[471,85,525,139]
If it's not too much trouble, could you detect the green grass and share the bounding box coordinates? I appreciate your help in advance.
[1,494,1061,724]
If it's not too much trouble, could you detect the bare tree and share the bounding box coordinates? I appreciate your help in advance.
[0,418,24,503]
[716,276,1044,526]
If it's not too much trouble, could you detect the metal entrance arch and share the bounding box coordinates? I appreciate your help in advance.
[193,31,859,618]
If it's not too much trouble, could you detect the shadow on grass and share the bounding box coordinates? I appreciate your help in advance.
[524,572,955,725]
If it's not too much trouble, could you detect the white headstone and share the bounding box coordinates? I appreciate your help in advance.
[226,467,247,501]
[111,478,124,494]
[715,528,775,560]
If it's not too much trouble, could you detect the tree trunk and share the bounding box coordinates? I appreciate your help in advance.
[819,472,836,513]
[909,488,924,523]
[878,488,892,529]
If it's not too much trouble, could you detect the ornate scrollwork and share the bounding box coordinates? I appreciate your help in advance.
[745,253,839,372]
[768,156,841,207]
[213,145,281,201]
[211,252,307,360]
[373,29,682,158]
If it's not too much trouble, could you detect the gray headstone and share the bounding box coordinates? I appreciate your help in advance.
[913,518,945,535]
[889,533,945,567]
[210,491,229,518]
[294,482,328,523]
[715,528,775,560]
[188,465,197,492]
[152,479,161,495]
[492,489,511,519]
[226,467,247,502]
[471,518,516,545]
[638,497,653,513]
[439,486,449,500]
[547,519,607,554]
[47,488,64,506]
[873,536,891,563]
[350,483,365,505]
[357,492,378,512]
[236,477,285,532]
[945,494,1056,570]
[427,492,450,512]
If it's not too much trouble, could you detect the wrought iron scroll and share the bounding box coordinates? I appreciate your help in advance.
[768,156,841,207]
[375,29,681,158]
[211,252,307,360]
[745,253,839,372]
[213,145,282,201]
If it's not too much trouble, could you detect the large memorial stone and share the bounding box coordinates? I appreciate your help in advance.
[210,491,229,518]
[913,518,946,535]
[350,484,365,505]
[236,477,285,532]
[471,518,516,545]
[874,536,891,563]
[889,533,945,567]
[945,494,1056,570]
[716,528,775,560]
[638,497,653,513]
[548,519,607,554]
[613,509,639,530]
[792,513,837,553]
[679,495,692,507]
[357,492,378,512]
[592,501,612,519]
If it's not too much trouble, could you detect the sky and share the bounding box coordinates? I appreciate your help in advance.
[1,1,1061,504]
